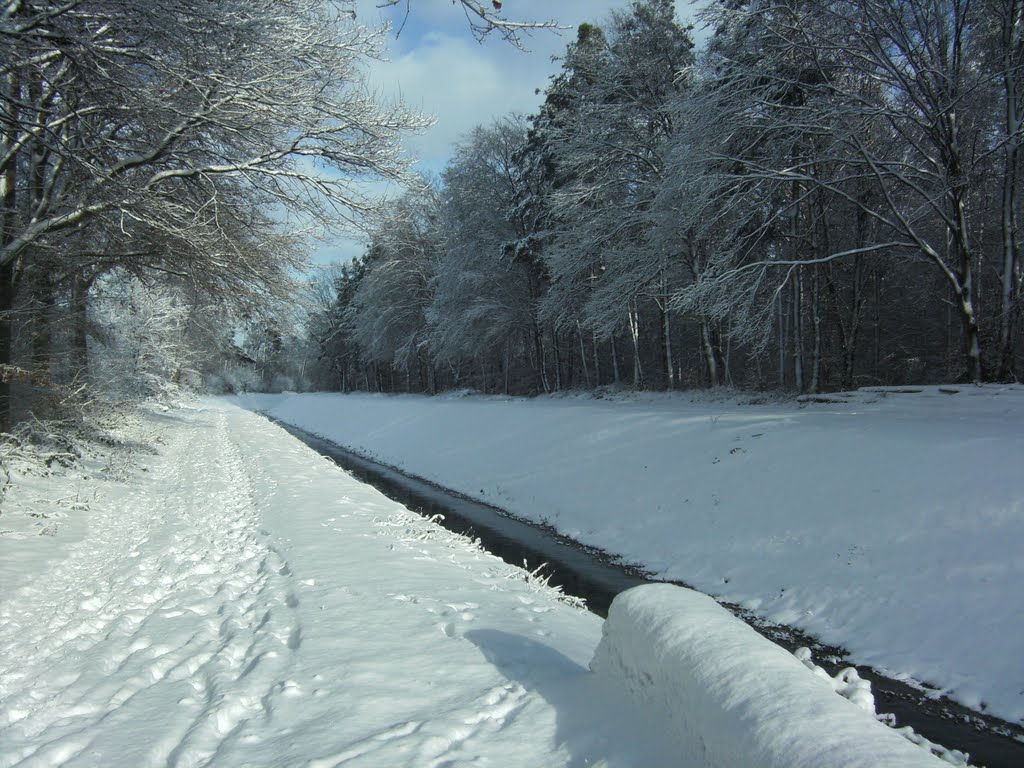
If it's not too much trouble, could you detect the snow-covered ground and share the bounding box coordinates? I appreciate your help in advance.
[0,398,966,766]
[237,386,1024,728]
[0,401,669,766]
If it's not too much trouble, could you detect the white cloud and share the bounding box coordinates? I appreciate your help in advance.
[370,35,511,169]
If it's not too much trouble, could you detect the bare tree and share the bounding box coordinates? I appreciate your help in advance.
[981,0,1024,379]
[677,0,997,384]
[348,186,444,391]
[427,117,540,393]
[0,0,428,427]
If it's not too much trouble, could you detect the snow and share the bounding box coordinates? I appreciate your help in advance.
[0,401,672,766]
[0,393,1015,765]
[236,386,1024,727]
[591,583,948,767]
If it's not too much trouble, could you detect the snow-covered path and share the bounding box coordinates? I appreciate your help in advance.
[0,401,671,767]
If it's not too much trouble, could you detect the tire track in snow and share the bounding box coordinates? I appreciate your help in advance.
[0,407,302,767]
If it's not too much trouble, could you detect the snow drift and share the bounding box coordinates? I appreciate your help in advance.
[590,584,948,768]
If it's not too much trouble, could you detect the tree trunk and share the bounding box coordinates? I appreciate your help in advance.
[540,331,548,393]
[943,107,984,384]
[552,327,562,391]
[948,196,982,383]
[842,194,872,389]
[577,320,591,388]
[660,283,674,390]
[0,262,15,432]
[700,318,720,388]
[810,265,822,393]
[503,342,510,395]
[789,156,803,392]
[422,348,434,394]
[537,327,550,393]
[724,326,734,387]
[793,267,804,393]
[777,290,787,387]
[28,267,55,378]
[872,267,881,381]
[0,64,20,431]
[628,303,643,388]
[955,268,982,384]
[611,334,621,384]
[998,5,1022,379]
[843,256,865,389]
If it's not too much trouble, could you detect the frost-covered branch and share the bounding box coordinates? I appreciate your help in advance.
[376,0,562,47]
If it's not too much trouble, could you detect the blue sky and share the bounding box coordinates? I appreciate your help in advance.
[314,1,707,265]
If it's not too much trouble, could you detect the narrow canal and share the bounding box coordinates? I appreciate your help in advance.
[273,418,1024,768]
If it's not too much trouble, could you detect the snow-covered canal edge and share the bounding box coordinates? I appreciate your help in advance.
[236,387,1024,732]
[0,399,961,766]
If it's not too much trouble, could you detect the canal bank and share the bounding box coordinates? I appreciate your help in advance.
[271,417,1024,768]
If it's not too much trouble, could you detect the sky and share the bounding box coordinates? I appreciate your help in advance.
[314,0,708,265]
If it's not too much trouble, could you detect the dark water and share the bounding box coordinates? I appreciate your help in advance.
[273,419,1024,768]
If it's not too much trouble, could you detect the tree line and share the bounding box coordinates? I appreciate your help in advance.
[0,0,434,430]
[303,0,1023,396]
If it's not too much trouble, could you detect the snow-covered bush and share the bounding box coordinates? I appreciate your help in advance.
[206,366,262,394]
[88,276,199,405]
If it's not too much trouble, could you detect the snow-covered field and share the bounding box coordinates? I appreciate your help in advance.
[238,386,1024,729]
[0,398,965,766]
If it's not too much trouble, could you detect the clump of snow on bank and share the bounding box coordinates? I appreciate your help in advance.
[790,648,969,765]
[793,646,875,714]
[590,584,953,768]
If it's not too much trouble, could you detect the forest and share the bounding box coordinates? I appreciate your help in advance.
[304,0,1024,396]
[2,0,1023,436]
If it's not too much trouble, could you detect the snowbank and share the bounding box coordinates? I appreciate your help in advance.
[590,584,947,768]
